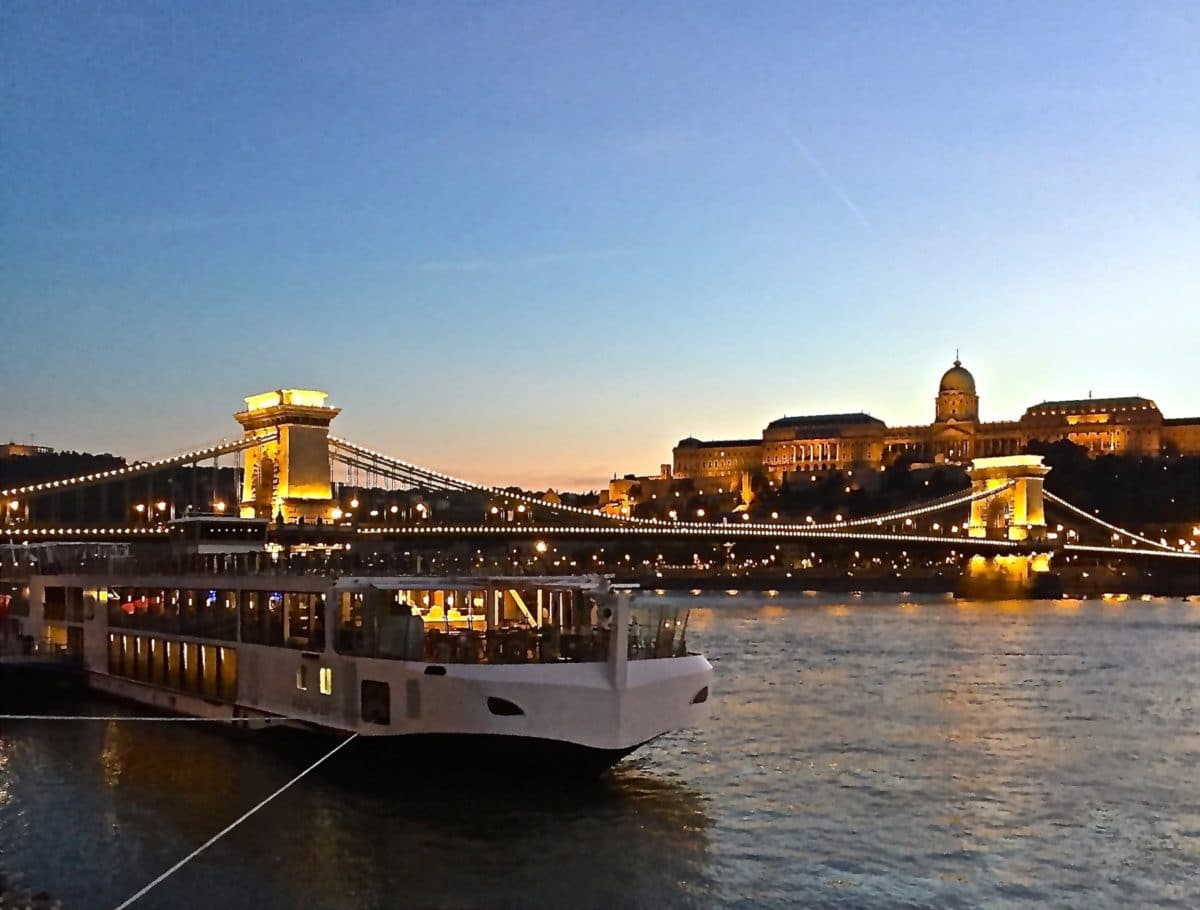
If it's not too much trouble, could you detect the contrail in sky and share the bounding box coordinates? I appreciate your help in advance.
[780,124,872,231]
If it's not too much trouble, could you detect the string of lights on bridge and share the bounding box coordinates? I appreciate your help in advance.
[1063,543,1199,561]
[1043,490,1178,552]
[330,437,1014,533]
[334,441,1195,559]
[2,433,1191,561]
[0,435,271,500]
[355,523,1032,548]
[2,527,170,537]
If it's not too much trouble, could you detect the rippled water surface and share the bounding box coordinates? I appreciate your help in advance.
[3,594,1199,909]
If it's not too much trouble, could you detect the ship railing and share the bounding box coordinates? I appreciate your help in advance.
[335,615,690,664]
[15,552,438,578]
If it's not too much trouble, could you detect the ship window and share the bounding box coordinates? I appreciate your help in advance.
[296,665,308,691]
[43,587,66,621]
[361,680,390,725]
[486,696,524,716]
[285,593,326,651]
[319,667,333,695]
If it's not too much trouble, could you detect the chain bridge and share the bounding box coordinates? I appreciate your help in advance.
[2,390,1196,595]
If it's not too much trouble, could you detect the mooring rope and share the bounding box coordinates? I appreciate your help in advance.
[1,714,291,723]
[111,732,359,910]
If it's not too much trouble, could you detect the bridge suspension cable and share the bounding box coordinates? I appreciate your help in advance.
[332,437,1014,533]
[794,482,1014,532]
[1043,490,1180,552]
[0,434,275,500]
[1063,543,1199,560]
[331,438,621,521]
[331,449,486,495]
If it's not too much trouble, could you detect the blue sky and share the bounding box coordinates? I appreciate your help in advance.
[3,2,1198,489]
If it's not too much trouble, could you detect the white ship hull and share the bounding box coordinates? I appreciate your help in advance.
[16,573,713,772]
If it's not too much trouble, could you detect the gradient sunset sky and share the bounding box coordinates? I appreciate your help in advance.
[3,2,1198,490]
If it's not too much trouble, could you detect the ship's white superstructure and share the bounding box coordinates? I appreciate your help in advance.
[14,568,711,769]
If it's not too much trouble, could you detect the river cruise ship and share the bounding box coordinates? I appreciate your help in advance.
[10,552,712,771]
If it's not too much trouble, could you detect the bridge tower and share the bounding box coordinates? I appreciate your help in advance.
[966,455,1051,541]
[234,389,340,522]
[958,454,1061,598]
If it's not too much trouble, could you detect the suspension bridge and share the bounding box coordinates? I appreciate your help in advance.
[2,390,1196,593]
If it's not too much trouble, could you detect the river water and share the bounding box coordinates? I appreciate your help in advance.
[2,593,1198,909]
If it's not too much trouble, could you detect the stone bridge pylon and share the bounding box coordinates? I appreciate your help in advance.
[966,455,1052,542]
[234,389,340,522]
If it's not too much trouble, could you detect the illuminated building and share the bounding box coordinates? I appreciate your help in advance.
[235,389,341,522]
[0,442,54,458]
[666,358,1200,487]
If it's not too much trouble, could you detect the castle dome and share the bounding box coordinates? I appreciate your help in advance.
[939,359,976,394]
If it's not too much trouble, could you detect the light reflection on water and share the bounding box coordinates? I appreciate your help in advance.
[2,594,1198,909]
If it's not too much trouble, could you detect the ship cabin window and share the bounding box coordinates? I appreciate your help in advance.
[42,587,66,621]
[627,605,691,660]
[65,588,84,623]
[328,585,652,666]
[360,680,390,725]
[319,667,333,695]
[296,665,308,691]
[239,591,285,646]
[105,588,237,640]
[284,593,326,652]
[96,635,241,700]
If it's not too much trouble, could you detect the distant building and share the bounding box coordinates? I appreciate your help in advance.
[0,442,53,459]
[666,359,1200,488]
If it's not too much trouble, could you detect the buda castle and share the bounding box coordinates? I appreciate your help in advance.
[669,358,1200,486]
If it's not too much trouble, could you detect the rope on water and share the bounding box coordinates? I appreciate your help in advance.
[112,732,359,910]
[1,714,291,723]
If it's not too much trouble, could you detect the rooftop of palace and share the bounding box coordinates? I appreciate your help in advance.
[676,437,761,449]
[1022,397,1162,420]
[766,412,886,430]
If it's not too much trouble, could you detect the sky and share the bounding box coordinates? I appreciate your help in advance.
[3,1,1198,490]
